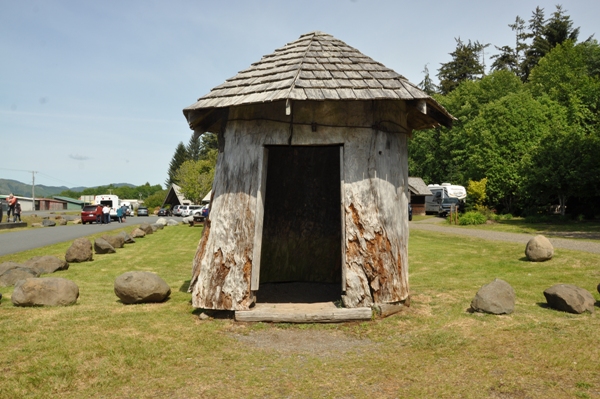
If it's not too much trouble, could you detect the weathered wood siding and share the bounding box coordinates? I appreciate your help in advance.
[189,100,411,310]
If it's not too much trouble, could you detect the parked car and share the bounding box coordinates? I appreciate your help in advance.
[157,208,171,216]
[192,204,210,220]
[81,205,103,224]
[181,205,202,217]
[172,205,184,216]
[137,206,149,216]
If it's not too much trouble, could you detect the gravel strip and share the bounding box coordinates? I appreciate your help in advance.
[410,220,600,254]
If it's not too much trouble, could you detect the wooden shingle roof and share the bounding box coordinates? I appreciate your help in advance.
[408,177,432,196]
[184,31,453,131]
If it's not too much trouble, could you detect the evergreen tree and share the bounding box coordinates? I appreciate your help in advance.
[165,142,188,188]
[521,6,547,81]
[418,64,438,95]
[186,133,202,161]
[437,38,488,94]
[199,132,218,160]
[491,16,527,75]
[520,5,581,81]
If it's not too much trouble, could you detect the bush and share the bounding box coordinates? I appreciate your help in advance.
[458,211,487,225]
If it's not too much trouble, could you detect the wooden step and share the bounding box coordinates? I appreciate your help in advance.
[235,302,372,323]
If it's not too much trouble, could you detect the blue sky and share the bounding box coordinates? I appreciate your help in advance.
[1,0,598,189]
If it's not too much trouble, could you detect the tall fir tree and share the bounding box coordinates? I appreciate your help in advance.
[437,38,488,95]
[418,64,438,95]
[186,133,202,162]
[165,142,188,188]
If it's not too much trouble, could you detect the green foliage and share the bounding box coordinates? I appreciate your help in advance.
[467,178,487,207]
[457,211,487,225]
[175,149,217,204]
[165,142,188,188]
[57,183,163,201]
[437,38,489,94]
[143,189,168,209]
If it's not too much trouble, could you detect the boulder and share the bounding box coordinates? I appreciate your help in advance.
[66,238,93,262]
[23,256,69,275]
[42,219,56,227]
[131,228,146,238]
[73,218,82,224]
[525,235,553,262]
[58,219,68,226]
[166,219,179,226]
[0,267,40,287]
[31,223,43,228]
[102,235,125,249]
[470,278,515,314]
[156,217,168,226]
[114,271,171,304]
[543,284,595,314]
[182,216,193,224]
[139,223,153,235]
[94,237,116,254]
[151,223,162,231]
[0,261,22,275]
[12,278,79,306]
[118,231,136,244]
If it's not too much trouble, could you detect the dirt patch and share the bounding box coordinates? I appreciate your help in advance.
[231,328,379,356]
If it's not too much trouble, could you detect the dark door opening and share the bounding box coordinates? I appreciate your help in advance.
[258,145,342,303]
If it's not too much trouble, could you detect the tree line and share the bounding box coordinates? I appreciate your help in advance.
[411,5,599,217]
[165,132,218,204]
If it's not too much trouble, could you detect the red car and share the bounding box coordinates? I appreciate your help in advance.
[81,205,103,224]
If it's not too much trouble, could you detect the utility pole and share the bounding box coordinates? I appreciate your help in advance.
[31,171,37,211]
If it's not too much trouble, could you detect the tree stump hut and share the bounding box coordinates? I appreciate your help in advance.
[183,31,453,312]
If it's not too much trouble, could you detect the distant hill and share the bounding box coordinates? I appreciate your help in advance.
[0,179,135,198]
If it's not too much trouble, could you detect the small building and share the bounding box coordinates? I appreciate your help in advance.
[161,184,192,209]
[53,196,85,210]
[37,198,67,211]
[183,31,452,312]
[408,177,432,216]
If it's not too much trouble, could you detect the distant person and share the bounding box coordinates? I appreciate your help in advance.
[116,206,123,223]
[102,205,110,224]
[7,194,16,222]
[13,200,21,222]
[120,204,127,222]
[0,198,4,223]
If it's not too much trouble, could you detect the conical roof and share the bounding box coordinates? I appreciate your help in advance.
[184,31,452,130]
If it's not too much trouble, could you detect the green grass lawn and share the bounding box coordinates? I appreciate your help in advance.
[447,215,600,237]
[1,223,599,398]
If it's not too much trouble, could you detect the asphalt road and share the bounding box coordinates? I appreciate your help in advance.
[0,214,162,257]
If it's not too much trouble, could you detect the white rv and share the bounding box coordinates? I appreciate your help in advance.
[425,183,467,216]
[94,194,120,220]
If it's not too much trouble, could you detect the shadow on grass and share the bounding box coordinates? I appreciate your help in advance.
[179,280,190,292]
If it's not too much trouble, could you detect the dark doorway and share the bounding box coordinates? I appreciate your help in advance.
[259,146,342,302]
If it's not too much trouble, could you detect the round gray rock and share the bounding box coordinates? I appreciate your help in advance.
[65,238,93,263]
[543,284,595,314]
[12,277,79,306]
[0,267,40,287]
[102,234,125,249]
[525,235,554,262]
[23,255,69,275]
[470,278,515,314]
[114,271,171,304]
[138,223,154,234]
[94,237,116,254]
[131,228,146,238]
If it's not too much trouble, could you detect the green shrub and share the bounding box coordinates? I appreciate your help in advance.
[458,211,487,225]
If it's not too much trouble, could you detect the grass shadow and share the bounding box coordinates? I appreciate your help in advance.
[179,280,190,292]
